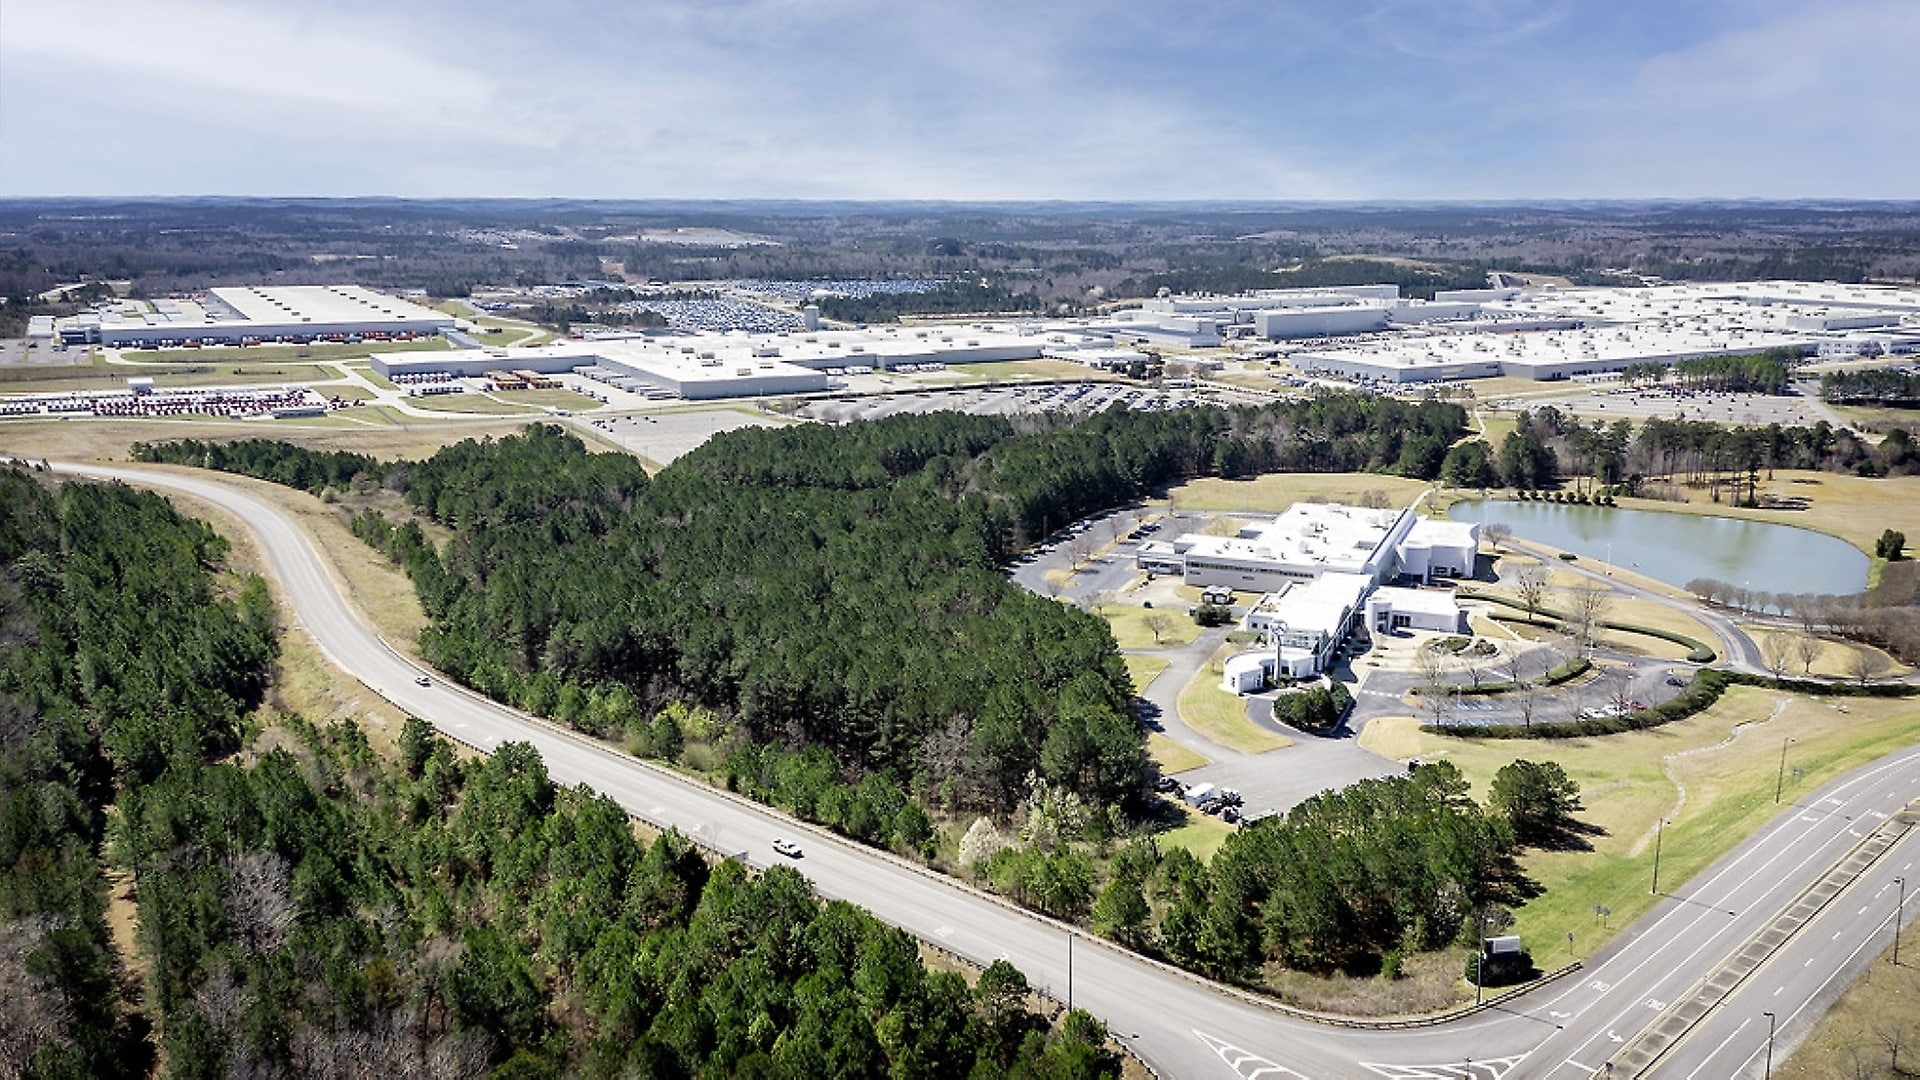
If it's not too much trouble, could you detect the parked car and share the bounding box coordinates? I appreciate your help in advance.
[772,838,803,859]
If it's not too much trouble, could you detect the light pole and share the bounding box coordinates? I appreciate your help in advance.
[1651,818,1666,895]
[1474,909,1489,1005]
[1763,1010,1776,1080]
[1775,737,1794,804]
[1896,877,1907,968]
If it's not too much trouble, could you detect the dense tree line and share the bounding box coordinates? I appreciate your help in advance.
[0,470,277,1077]
[1472,405,1907,497]
[814,280,1048,323]
[1070,762,1558,978]
[1669,350,1799,394]
[132,438,388,495]
[1124,257,1488,302]
[1822,368,1920,406]
[0,470,1114,1078]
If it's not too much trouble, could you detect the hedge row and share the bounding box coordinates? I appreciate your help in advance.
[1468,589,1717,663]
[1425,669,1915,740]
[1409,656,1591,697]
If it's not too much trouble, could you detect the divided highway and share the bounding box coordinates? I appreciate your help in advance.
[47,461,1920,1079]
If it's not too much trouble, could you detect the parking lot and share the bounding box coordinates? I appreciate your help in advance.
[573,407,789,465]
[796,381,1214,424]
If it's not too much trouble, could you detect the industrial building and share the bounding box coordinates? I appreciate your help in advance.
[56,286,455,348]
[1291,280,1920,385]
[1151,503,1477,691]
[371,322,1144,399]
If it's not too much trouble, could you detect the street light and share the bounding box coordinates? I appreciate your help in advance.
[1763,1011,1777,1080]
[1896,877,1908,968]
[1651,818,1666,895]
[1775,736,1795,804]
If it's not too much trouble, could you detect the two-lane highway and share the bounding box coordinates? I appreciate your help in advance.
[44,461,1919,1079]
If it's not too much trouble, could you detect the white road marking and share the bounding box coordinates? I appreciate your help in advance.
[1194,1030,1310,1079]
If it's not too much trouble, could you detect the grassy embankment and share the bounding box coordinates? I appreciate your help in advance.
[1362,687,1920,966]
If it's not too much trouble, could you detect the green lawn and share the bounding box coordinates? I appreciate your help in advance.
[1147,733,1210,775]
[1156,806,1236,862]
[1100,604,1203,650]
[139,336,452,364]
[1176,650,1291,755]
[1124,654,1171,694]
[1360,688,1920,963]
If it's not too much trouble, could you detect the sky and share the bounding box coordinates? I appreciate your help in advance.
[3,0,1916,200]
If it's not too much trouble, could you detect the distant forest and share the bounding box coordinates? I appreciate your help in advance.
[7,198,1919,335]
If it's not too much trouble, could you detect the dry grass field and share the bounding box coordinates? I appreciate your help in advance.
[1166,473,1432,513]
[1616,470,1920,556]
[0,415,536,466]
[1746,626,1911,680]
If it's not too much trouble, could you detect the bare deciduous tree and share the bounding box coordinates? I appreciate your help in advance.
[1143,612,1174,646]
[0,918,69,1077]
[1414,643,1454,726]
[1483,522,1514,553]
[1760,632,1796,679]
[1569,586,1612,656]
[1846,644,1891,688]
[1794,630,1825,676]
[1515,563,1550,623]
[225,850,295,955]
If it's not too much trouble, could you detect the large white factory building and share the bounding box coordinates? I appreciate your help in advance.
[57,286,454,348]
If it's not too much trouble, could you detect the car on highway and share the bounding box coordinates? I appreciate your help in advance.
[772,838,803,859]
[414,675,431,686]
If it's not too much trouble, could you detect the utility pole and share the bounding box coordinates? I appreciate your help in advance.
[1651,819,1666,895]
[1762,1011,1776,1080]
[1774,736,1794,804]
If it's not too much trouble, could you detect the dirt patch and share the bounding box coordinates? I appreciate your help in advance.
[1259,948,1469,1017]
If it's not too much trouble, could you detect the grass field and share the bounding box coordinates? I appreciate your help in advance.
[1177,646,1291,754]
[1776,936,1918,1079]
[0,361,337,394]
[1359,687,1920,964]
[1166,473,1431,513]
[1156,806,1236,862]
[0,415,538,466]
[1147,733,1210,775]
[1615,470,1920,556]
[1100,603,1203,650]
[405,387,598,415]
[1828,402,1920,434]
[1124,654,1171,694]
[141,336,452,364]
[1745,626,1910,680]
[948,359,1126,382]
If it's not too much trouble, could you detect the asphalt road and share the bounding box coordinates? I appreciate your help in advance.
[44,461,1920,1080]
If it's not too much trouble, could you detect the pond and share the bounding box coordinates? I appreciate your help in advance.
[1448,500,1870,599]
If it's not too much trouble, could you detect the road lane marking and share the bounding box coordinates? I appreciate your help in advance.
[1685,1016,1751,1080]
